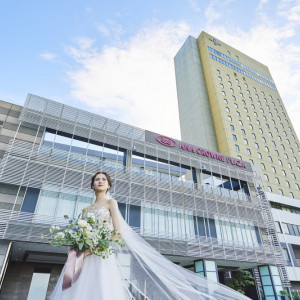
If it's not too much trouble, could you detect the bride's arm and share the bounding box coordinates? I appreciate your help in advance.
[110,199,122,240]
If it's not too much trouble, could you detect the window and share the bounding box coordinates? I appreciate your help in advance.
[232,134,237,141]
[282,170,286,176]
[275,150,279,156]
[279,189,284,196]
[241,129,246,135]
[265,146,269,152]
[228,116,232,121]
[268,156,273,162]
[244,83,248,88]
[290,192,294,199]
[256,120,260,125]
[261,163,265,170]
[235,145,240,151]
[272,167,276,173]
[275,177,280,184]
[284,153,288,159]
[244,107,248,113]
[253,87,257,92]
[237,155,242,160]
[268,186,272,192]
[239,92,243,97]
[234,103,238,108]
[296,183,299,190]
[288,163,292,169]
[228,81,232,86]
[264,174,269,181]
[226,107,230,112]
[269,132,273,137]
[281,144,285,150]
[230,88,234,93]
[278,160,283,166]
[232,95,236,101]
[247,149,251,155]
[249,96,253,102]
[236,111,240,116]
[217,70,220,74]
[238,85,241,90]
[244,138,248,144]
[247,116,251,121]
[230,125,235,131]
[236,78,239,83]
[218,76,222,81]
[255,143,259,149]
[291,173,296,179]
[251,104,255,109]
[224,99,228,104]
[274,221,281,233]
[285,181,290,187]
[222,91,226,96]
[266,123,269,129]
[242,100,246,105]
[262,137,266,143]
[258,152,262,158]
[249,124,253,129]
[252,133,256,139]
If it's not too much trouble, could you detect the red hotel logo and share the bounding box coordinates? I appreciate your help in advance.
[155,135,177,147]
[155,135,246,168]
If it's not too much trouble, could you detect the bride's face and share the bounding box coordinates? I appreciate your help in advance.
[93,173,110,193]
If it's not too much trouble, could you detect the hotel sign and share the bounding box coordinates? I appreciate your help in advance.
[152,134,246,169]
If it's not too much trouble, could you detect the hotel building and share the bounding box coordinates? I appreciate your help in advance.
[0,94,291,299]
[175,31,300,293]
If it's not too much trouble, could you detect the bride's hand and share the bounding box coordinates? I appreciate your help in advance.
[84,249,92,257]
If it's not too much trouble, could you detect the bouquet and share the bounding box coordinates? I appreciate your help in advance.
[41,208,124,259]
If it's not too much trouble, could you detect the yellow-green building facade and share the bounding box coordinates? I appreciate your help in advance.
[175,31,300,199]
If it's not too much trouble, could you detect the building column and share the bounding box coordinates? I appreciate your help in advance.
[194,259,219,282]
[258,265,284,300]
[0,240,12,290]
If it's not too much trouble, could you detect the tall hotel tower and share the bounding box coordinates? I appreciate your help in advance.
[175,31,299,199]
[175,32,300,291]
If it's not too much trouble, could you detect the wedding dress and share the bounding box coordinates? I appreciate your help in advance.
[50,207,132,300]
[50,204,250,300]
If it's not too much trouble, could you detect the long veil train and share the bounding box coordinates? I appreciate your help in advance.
[112,196,251,299]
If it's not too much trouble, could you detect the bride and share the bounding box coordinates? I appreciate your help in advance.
[50,171,250,300]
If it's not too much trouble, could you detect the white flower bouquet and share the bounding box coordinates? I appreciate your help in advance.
[41,208,124,259]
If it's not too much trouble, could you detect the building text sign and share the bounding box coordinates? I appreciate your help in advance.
[155,135,246,168]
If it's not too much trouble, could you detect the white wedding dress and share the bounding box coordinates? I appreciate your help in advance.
[50,205,250,300]
[50,207,132,300]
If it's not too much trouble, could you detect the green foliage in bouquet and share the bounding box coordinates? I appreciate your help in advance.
[41,208,124,258]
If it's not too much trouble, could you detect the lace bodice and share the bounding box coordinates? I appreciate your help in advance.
[87,207,113,229]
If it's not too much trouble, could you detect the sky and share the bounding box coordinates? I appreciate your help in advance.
[1,0,300,141]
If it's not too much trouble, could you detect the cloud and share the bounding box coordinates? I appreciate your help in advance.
[65,21,190,139]
[97,24,110,37]
[40,51,57,61]
[188,0,201,12]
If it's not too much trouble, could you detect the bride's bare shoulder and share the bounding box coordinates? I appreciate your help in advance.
[108,198,118,208]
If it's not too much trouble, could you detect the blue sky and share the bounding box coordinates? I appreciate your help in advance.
[1,0,300,140]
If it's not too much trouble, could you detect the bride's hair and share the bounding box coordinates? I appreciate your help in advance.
[90,171,112,193]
